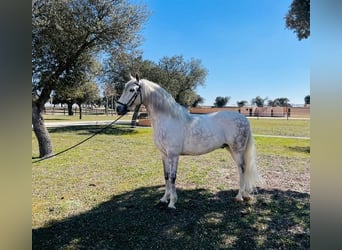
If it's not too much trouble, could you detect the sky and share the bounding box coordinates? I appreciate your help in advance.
[137,0,310,106]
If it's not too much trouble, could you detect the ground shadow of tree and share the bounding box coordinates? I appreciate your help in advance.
[47,125,138,136]
[287,146,310,154]
[44,118,70,121]
[32,186,309,249]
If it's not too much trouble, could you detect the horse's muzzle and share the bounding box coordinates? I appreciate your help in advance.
[116,104,128,115]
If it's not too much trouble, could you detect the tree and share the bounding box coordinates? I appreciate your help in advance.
[214,96,230,107]
[32,0,149,158]
[52,86,78,116]
[191,95,205,107]
[103,82,117,114]
[75,82,100,119]
[304,95,310,105]
[105,55,208,107]
[155,55,208,107]
[285,0,310,40]
[251,96,267,107]
[267,99,276,107]
[268,97,290,107]
[52,56,100,116]
[237,100,248,107]
[52,82,99,119]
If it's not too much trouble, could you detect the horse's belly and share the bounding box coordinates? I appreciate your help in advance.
[182,126,225,155]
[181,143,222,155]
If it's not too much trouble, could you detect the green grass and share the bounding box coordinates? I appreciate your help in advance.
[32,121,310,249]
[43,114,310,138]
[249,118,310,138]
[255,136,309,158]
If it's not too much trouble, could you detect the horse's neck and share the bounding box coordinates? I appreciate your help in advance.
[142,81,168,116]
[141,80,189,123]
[143,103,157,120]
[142,93,163,121]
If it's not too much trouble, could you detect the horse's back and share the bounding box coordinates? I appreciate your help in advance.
[196,110,250,130]
[213,111,251,150]
[203,111,251,148]
[180,111,248,155]
[211,110,249,121]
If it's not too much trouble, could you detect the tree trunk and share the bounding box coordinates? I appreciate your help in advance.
[67,102,74,116]
[78,103,82,119]
[32,101,53,158]
[111,96,114,115]
[105,96,108,115]
[131,104,141,127]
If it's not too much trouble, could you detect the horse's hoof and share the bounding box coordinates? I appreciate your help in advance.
[166,206,177,214]
[243,196,252,201]
[155,201,168,209]
[234,196,244,203]
[167,202,176,210]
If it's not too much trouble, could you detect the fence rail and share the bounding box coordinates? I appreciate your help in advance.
[189,106,310,119]
[43,105,310,119]
[43,106,116,116]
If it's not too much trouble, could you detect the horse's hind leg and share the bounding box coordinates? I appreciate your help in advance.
[229,150,251,202]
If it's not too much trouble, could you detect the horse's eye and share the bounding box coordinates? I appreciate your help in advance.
[129,88,135,93]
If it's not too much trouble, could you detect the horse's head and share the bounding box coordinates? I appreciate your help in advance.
[116,74,142,115]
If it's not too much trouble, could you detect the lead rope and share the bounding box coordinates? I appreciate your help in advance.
[32,114,125,164]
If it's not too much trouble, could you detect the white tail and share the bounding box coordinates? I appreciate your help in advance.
[243,132,262,193]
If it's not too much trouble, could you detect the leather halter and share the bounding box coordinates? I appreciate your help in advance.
[116,82,142,109]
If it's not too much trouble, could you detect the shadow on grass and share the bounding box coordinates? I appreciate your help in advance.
[48,125,138,136]
[287,146,310,154]
[32,186,309,249]
[44,118,70,121]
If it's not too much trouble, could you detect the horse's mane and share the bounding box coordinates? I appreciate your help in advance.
[141,79,191,120]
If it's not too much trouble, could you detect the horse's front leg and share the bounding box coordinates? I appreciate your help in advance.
[160,154,179,209]
[160,156,170,204]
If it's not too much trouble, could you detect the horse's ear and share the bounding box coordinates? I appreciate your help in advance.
[136,73,140,83]
[129,73,135,80]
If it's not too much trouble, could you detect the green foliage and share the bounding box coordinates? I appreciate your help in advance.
[103,55,208,107]
[214,96,230,107]
[142,55,208,107]
[251,96,267,107]
[268,97,290,107]
[304,95,310,105]
[285,0,310,40]
[76,82,100,105]
[236,100,248,107]
[32,0,149,100]
[157,55,207,105]
[53,82,99,105]
[191,95,205,107]
[32,0,149,155]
